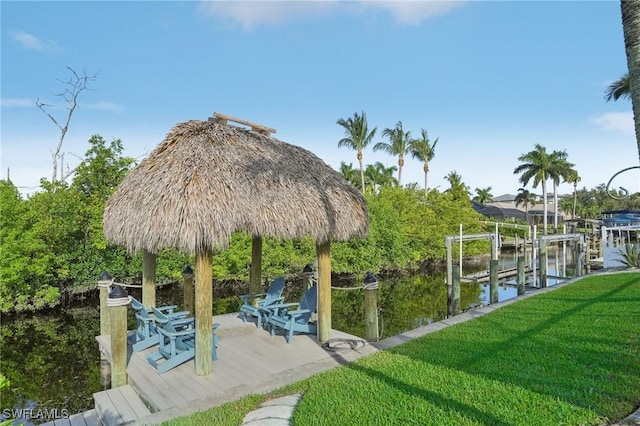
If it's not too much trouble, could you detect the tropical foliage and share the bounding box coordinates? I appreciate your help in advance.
[444,170,470,201]
[473,187,493,205]
[337,111,377,193]
[514,144,554,234]
[1,134,485,313]
[618,244,640,268]
[408,129,439,195]
[374,121,412,187]
[605,72,630,102]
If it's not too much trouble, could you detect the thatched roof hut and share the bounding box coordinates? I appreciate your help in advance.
[103,114,369,375]
[103,118,368,253]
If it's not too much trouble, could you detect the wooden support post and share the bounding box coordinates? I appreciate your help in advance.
[451,265,461,315]
[446,239,453,317]
[363,273,379,341]
[183,265,194,316]
[250,236,262,298]
[99,284,110,336]
[574,243,582,277]
[516,256,526,296]
[142,250,157,308]
[317,241,331,343]
[539,240,548,288]
[108,286,130,389]
[195,250,213,376]
[97,272,112,389]
[489,259,498,304]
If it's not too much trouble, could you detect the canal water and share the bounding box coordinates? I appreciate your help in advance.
[0,249,573,423]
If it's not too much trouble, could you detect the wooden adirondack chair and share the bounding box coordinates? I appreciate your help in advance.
[130,296,190,352]
[146,307,220,374]
[262,285,318,344]
[239,276,286,328]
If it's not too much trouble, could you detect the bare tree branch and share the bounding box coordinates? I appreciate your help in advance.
[36,67,99,184]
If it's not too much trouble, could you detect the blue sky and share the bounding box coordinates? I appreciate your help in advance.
[2,1,638,197]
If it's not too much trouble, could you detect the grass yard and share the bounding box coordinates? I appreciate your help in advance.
[165,272,640,426]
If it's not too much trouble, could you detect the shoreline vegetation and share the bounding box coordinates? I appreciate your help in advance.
[165,271,640,426]
[2,134,638,316]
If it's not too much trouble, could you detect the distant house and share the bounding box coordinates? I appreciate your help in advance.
[472,201,527,222]
[473,193,566,225]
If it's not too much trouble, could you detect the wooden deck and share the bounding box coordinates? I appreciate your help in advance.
[49,312,378,425]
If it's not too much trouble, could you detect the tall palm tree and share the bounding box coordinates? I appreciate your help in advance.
[548,150,573,231]
[605,72,630,102]
[621,1,640,164]
[514,188,537,224]
[408,129,439,195]
[473,187,493,205]
[564,169,581,219]
[338,161,360,188]
[513,144,554,234]
[337,111,377,193]
[374,121,412,187]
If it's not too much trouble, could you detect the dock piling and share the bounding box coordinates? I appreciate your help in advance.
[489,260,498,304]
[108,285,130,388]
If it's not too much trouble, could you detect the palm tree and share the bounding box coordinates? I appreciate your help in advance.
[548,150,573,231]
[337,111,377,193]
[605,72,630,102]
[408,129,439,195]
[473,187,493,205]
[621,1,640,164]
[444,170,470,201]
[564,169,581,219]
[338,162,360,188]
[513,144,554,234]
[373,121,412,187]
[364,162,397,193]
[514,188,537,224]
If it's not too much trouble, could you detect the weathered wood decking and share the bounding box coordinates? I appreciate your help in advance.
[46,312,378,425]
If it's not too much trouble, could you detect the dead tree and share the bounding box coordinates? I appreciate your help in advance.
[36,67,98,184]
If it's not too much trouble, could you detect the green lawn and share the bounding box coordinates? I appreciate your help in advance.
[165,272,640,426]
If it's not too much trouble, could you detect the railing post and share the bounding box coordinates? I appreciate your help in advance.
[516,256,526,296]
[451,265,461,315]
[539,240,548,288]
[97,271,112,336]
[489,259,498,304]
[108,285,130,388]
[302,264,314,292]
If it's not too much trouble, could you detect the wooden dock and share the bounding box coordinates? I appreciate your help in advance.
[460,266,529,283]
[43,313,377,425]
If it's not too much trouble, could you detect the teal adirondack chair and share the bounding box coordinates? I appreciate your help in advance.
[239,276,286,328]
[146,307,220,374]
[130,297,190,352]
[262,285,318,344]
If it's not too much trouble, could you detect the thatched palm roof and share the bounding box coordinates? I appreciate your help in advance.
[103,119,369,255]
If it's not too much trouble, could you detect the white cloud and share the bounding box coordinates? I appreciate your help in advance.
[363,1,465,25]
[86,102,126,113]
[0,98,33,108]
[592,111,634,135]
[198,0,463,29]
[199,1,338,29]
[9,30,59,52]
